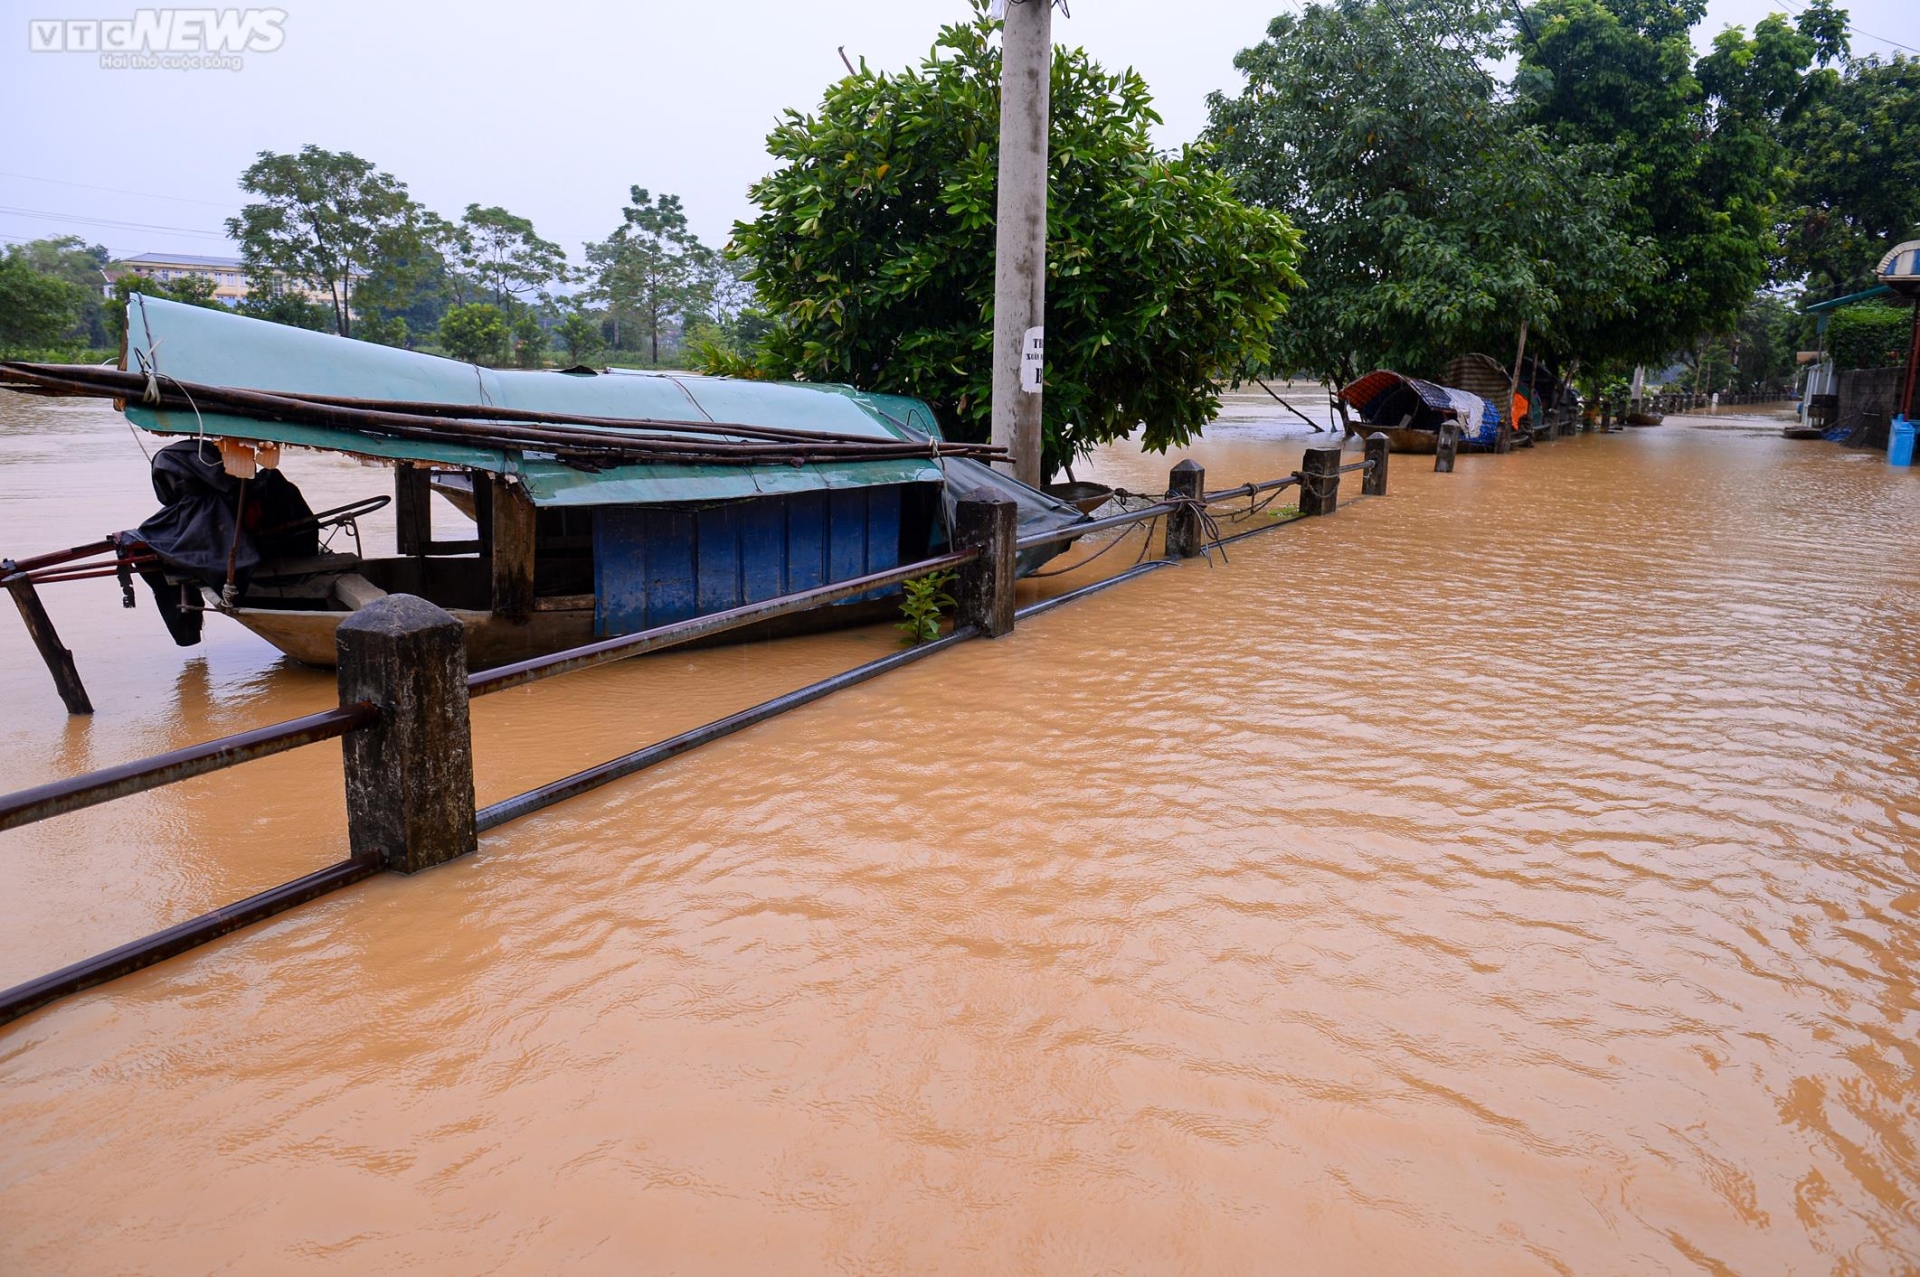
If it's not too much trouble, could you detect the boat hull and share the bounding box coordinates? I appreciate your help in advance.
[219,593,905,670]
[1345,425,1441,454]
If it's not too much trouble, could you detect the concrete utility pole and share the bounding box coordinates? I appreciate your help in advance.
[990,0,1052,487]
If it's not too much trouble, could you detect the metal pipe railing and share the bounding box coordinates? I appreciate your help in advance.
[0,855,381,1026]
[477,623,985,832]
[1016,502,1177,552]
[469,548,978,697]
[0,703,378,834]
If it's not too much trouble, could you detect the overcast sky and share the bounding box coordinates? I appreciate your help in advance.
[2,0,1912,265]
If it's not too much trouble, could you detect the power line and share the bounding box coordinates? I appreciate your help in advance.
[1765,0,1917,56]
[0,169,240,210]
[0,205,231,240]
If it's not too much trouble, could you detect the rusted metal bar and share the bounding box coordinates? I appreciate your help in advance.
[1016,502,1177,553]
[5,572,93,715]
[3,539,117,574]
[0,856,380,1027]
[469,550,977,697]
[0,703,378,834]
[1203,475,1299,504]
[476,625,984,832]
[1214,510,1311,548]
[1013,559,1176,622]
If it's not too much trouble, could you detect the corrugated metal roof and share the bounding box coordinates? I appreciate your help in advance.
[121,296,944,506]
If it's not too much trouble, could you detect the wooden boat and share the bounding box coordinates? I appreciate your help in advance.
[1782,425,1828,440]
[1337,370,1502,453]
[2,297,1090,703]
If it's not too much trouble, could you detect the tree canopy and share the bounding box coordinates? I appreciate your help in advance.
[1204,0,1651,388]
[1514,0,1834,364]
[1778,51,1920,295]
[729,6,1302,478]
[455,204,569,311]
[226,145,436,339]
[585,188,717,366]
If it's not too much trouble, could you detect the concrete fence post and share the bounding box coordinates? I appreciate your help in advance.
[1165,459,1206,558]
[1362,432,1390,495]
[1298,446,1342,515]
[336,594,477,874]
[954,496,1018,638]
[1435,422,1459,472]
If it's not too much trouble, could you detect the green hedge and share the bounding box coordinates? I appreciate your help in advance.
[1828,302,1912,370]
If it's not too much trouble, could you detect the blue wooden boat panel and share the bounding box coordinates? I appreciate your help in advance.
[738,499,788,603]
[785,491,827,593]
[594,486,910,637]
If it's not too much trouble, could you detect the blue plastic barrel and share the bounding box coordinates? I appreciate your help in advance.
[1890,415,1916,467]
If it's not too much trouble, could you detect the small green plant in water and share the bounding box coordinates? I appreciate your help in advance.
[897,569,958,646]
[1271,504,1300,519]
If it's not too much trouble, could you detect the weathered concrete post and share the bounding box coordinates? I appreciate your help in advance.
[954,496,1017,638]
[1298,446,1342,515]
[1165,459,1206,558]
[1434,422,1459,472]
[336,594,477,874]
[1493,422,1515,454]
[1362,432,1390,495]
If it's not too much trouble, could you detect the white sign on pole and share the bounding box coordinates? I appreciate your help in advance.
[1020,326,1044,394]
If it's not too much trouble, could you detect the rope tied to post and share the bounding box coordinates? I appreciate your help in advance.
[1163,487,1228,565]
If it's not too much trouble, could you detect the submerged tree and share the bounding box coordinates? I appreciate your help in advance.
[729,5,1301,478]
[1204,0,1651,390]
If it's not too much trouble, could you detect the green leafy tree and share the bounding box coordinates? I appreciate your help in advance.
[455,204,569,311]
[510,310,548,367]
[1516,0,1828,365]
[586,188,716,365]
[356,313,410,348]
[237,281,332,331]
[1780,52,1920,295]
[106,271,224,341]
[226,146,433,338]
[1205,0,1652,392]
[438,302,511,365]
[0,255,87,351]
[5,237,111,346]
[555,305,605,364]
[730,6,1302,477]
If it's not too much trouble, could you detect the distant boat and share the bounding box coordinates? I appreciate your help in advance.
[1338,370,1502,453]
[4,297,1088,676]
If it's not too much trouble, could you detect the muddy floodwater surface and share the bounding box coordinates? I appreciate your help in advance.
[1,393,1917,1274]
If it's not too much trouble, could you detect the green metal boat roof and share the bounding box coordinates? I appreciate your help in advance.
[121,295,944,506]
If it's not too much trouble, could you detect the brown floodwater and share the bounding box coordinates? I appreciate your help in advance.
[2,393,1917,1274]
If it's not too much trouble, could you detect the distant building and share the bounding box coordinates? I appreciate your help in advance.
[103,253,341,308]
[105,252,251,305]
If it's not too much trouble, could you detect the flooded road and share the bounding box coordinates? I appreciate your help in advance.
[2,394,1917,1273]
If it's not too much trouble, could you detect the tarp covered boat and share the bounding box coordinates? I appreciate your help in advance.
[4,297,1090,678]
[1338,370,1501,453]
